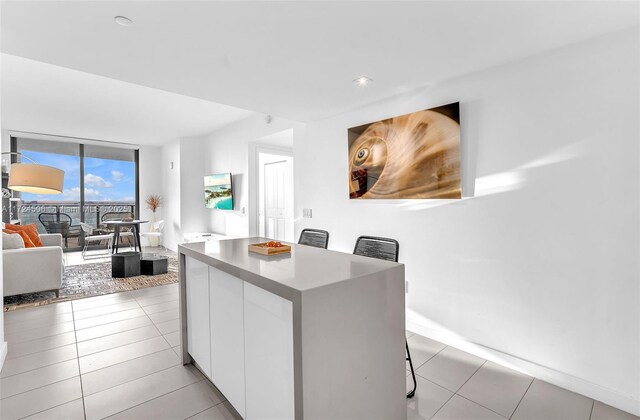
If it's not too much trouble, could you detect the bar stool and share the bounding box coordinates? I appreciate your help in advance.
[353,235,417,399]
[298,228,329,249]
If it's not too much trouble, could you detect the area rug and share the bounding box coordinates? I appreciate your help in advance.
[3,256,179,312]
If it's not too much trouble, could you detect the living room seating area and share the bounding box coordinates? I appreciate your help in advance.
[2,230,63,297]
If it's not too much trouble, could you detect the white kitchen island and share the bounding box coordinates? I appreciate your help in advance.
[178,237,406,420]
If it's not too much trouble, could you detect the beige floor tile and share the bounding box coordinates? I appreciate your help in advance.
[23,398,85,420]
[77,325,160,357]
[84,364,203,420]
[142,300,179,315]
[0,343,77,378]
[406,334,447,370]
[0,376,82,420]
[74,307,147,330]
[4,321,75,344]
[6,331,76,360]
[75,315,153,342]
[591,401,640,420]
[172,345,182,358]
[0,359,79,399]
[163,330,181,347]
[79,336,170,373]
[4,312,74,334]
[187,401,243,420]
[71,292,137,311]
[512,379,593,420]
[81,348,180,396]
[406,373,453,420]
[416,346,485,392]
[131,283,178,299]
[433,395,506,420]
[73,300,141,320]
[136,293,178,308]
[106,379,224,420]
[155,318,180,334]
[4,302,72,325]
[148,308,180,324]
[458,361,533,418]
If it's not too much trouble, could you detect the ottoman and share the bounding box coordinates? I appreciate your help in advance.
[112,252,141,278]
[140,255,168,275]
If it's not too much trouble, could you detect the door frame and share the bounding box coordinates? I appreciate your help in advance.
[248,143,293,239]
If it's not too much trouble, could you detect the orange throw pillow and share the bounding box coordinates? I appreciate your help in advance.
[3,228,35,248]
[4,223,42,247]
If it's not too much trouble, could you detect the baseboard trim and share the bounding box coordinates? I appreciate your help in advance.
[0,341,7,372]
[406,320,640,417]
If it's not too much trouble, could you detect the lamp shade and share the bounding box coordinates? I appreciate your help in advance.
[8,163,64,194]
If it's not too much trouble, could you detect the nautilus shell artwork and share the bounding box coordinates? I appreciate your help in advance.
[348,103,461,199]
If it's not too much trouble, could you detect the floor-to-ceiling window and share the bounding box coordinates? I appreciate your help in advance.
[11,137,139,251]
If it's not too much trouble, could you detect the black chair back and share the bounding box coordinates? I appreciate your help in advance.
[38,212,61,233]
[298,229,330,249]
[353,236,399,262]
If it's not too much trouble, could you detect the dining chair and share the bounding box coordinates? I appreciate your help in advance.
[80,222,113,259]
[353,235,417,399]
[298,228,329,249]
[100,212,135,247]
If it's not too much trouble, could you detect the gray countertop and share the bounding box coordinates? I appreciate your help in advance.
[178,237,403,296]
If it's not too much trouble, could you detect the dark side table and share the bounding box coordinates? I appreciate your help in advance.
[141,254,168,275]
[112,252,141,278]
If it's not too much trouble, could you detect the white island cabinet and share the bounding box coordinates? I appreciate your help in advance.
[209,266,246,418]
[184,257,210,376]
[179,237,406,420]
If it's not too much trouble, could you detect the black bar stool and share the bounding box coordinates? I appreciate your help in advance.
[353,235,417,399]
[298,228,329,249]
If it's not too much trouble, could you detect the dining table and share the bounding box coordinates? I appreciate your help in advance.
[107,220,148,254]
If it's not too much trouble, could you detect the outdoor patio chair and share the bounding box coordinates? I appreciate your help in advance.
[38,212,82,248]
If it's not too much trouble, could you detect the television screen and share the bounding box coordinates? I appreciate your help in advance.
[204,173,233,210]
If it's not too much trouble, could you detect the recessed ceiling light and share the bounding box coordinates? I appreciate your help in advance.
[354,76,372,87]
[114,16,134,27]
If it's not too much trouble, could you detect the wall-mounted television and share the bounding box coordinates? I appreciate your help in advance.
[204,173,233,210]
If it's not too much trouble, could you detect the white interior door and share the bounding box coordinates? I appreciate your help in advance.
[264,160,292,241]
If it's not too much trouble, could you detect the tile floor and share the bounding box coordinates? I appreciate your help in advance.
[2,283,637,420]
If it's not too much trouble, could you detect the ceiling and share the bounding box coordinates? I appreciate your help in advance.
[1,1,638,143]
[1,54,253,145]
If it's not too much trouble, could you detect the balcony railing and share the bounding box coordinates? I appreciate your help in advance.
[18,202,136,251]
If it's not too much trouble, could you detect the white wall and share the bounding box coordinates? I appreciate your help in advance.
[294,27,639,414]
[138,145,163,232]
[179,136,208,235]
[201,115,303,237]
[161,139,181,251]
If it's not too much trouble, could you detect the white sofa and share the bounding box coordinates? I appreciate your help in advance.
[3,233,64,297]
